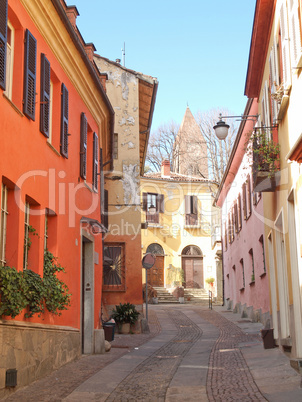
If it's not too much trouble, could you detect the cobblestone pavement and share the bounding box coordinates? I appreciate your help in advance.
[196,309,266,402]
[106,309,202,401]
[4,310,161,402]
[4,305,301,401]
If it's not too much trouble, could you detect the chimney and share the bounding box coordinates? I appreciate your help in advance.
[66,6,79,30]
[84,43,96,62]
[161,160,171,177]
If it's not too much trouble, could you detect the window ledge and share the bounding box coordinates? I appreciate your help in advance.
[3,93,23,116]
[249,280,255,286]
[184,224,201,229]
[147,223,163,228]
[239,287,245,292]
[260,272,266,278]
[46,141,61,156]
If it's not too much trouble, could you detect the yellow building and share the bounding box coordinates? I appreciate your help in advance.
[245,0,302,363]
[141,160,221,297]
[94,55,158,314]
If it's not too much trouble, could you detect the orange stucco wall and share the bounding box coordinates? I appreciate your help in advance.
[1,0,110,330]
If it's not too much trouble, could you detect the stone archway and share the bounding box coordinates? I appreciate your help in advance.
[181,245,203,288]
[146,243,164,287]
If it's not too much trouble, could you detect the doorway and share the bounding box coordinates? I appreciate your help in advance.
[81,236,94,354]
[146,243,164,287]
[181,245,203,288]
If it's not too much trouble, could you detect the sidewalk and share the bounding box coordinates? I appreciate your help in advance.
[214,305,302,401]
[3,304,302,401]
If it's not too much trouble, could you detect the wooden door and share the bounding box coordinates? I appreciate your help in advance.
[182,257,203,288]
[147,256,164,287]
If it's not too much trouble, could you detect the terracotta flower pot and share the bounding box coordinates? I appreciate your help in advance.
[120,322,130,334]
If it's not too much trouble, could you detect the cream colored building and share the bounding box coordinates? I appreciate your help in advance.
[94,55,158,312]
[141,161,221,297]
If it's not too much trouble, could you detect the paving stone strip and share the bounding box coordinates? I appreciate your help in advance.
[106,309,203,402]
[196,309,266,402]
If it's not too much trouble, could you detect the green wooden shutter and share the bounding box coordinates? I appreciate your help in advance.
[60,83,69,158]
[80,112,87,178]
[93,132,99,191]
[0,0,8,90]
[23,29,37,120]
[40,53,50,137]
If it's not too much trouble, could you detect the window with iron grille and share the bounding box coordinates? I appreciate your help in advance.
[103,243,125,291]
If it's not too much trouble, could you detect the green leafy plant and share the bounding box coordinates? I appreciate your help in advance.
[245,129,280,178]
[0,266,27,318]
[111,302,139,324]
[205,277,215,285]
[0,251,71,319]
[43,250,71,315]
[23,269,45,317]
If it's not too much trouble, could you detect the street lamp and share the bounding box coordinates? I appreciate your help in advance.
[148,205,156,215]
[213,113,258,140]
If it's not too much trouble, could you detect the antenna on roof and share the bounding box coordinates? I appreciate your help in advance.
[122,42,125,67]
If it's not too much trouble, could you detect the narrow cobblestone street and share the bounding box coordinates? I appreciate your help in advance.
[4,305,302,401]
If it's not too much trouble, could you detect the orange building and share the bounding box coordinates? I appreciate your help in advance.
[0,0,114,395]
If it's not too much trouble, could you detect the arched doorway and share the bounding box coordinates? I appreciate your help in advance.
[181,245,203,288]
[146,243,164,287]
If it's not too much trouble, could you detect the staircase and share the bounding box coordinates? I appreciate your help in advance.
[184,288,209,304]
[153,287,211,304]
[153,287,179,304]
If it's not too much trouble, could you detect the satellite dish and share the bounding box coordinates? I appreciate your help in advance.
[142,253,156,269]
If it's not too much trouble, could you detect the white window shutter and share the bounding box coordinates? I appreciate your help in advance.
[269,43,279,124]
[280,1,292,89]
[289,0,302,67]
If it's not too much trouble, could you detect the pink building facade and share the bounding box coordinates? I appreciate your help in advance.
[215,99,270,325]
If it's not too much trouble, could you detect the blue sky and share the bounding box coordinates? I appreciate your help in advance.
[71,0,256,131]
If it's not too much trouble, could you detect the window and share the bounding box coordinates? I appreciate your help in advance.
[224,222,227,251]
[240,258,245,289]
[142,192,164,224]
[237,194,242,231]
[103,243,125,291]
[280,2,291,90]
[249,248,255,283]
[246,175,252,218]
[234,201,239,233]
[23,202,30,269]
[92,132,98,191]
[60,83,69,158]
[0,0,8,91]
[242,182,247,220]
[40,53,51,137]
[0,184,8,265]
[80,112,87,178]
[259,235,266,274]
[269,37,280,124]
[185,195,198,226]
[4,21,14,99]
[113,133,118,159]
[261,80,271,130]
[228,211,234,244]
[23,29,37,120]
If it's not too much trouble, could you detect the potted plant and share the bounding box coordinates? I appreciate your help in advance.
[205,277,215,287]
[111,302,139,334]
[245,128,280,192]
